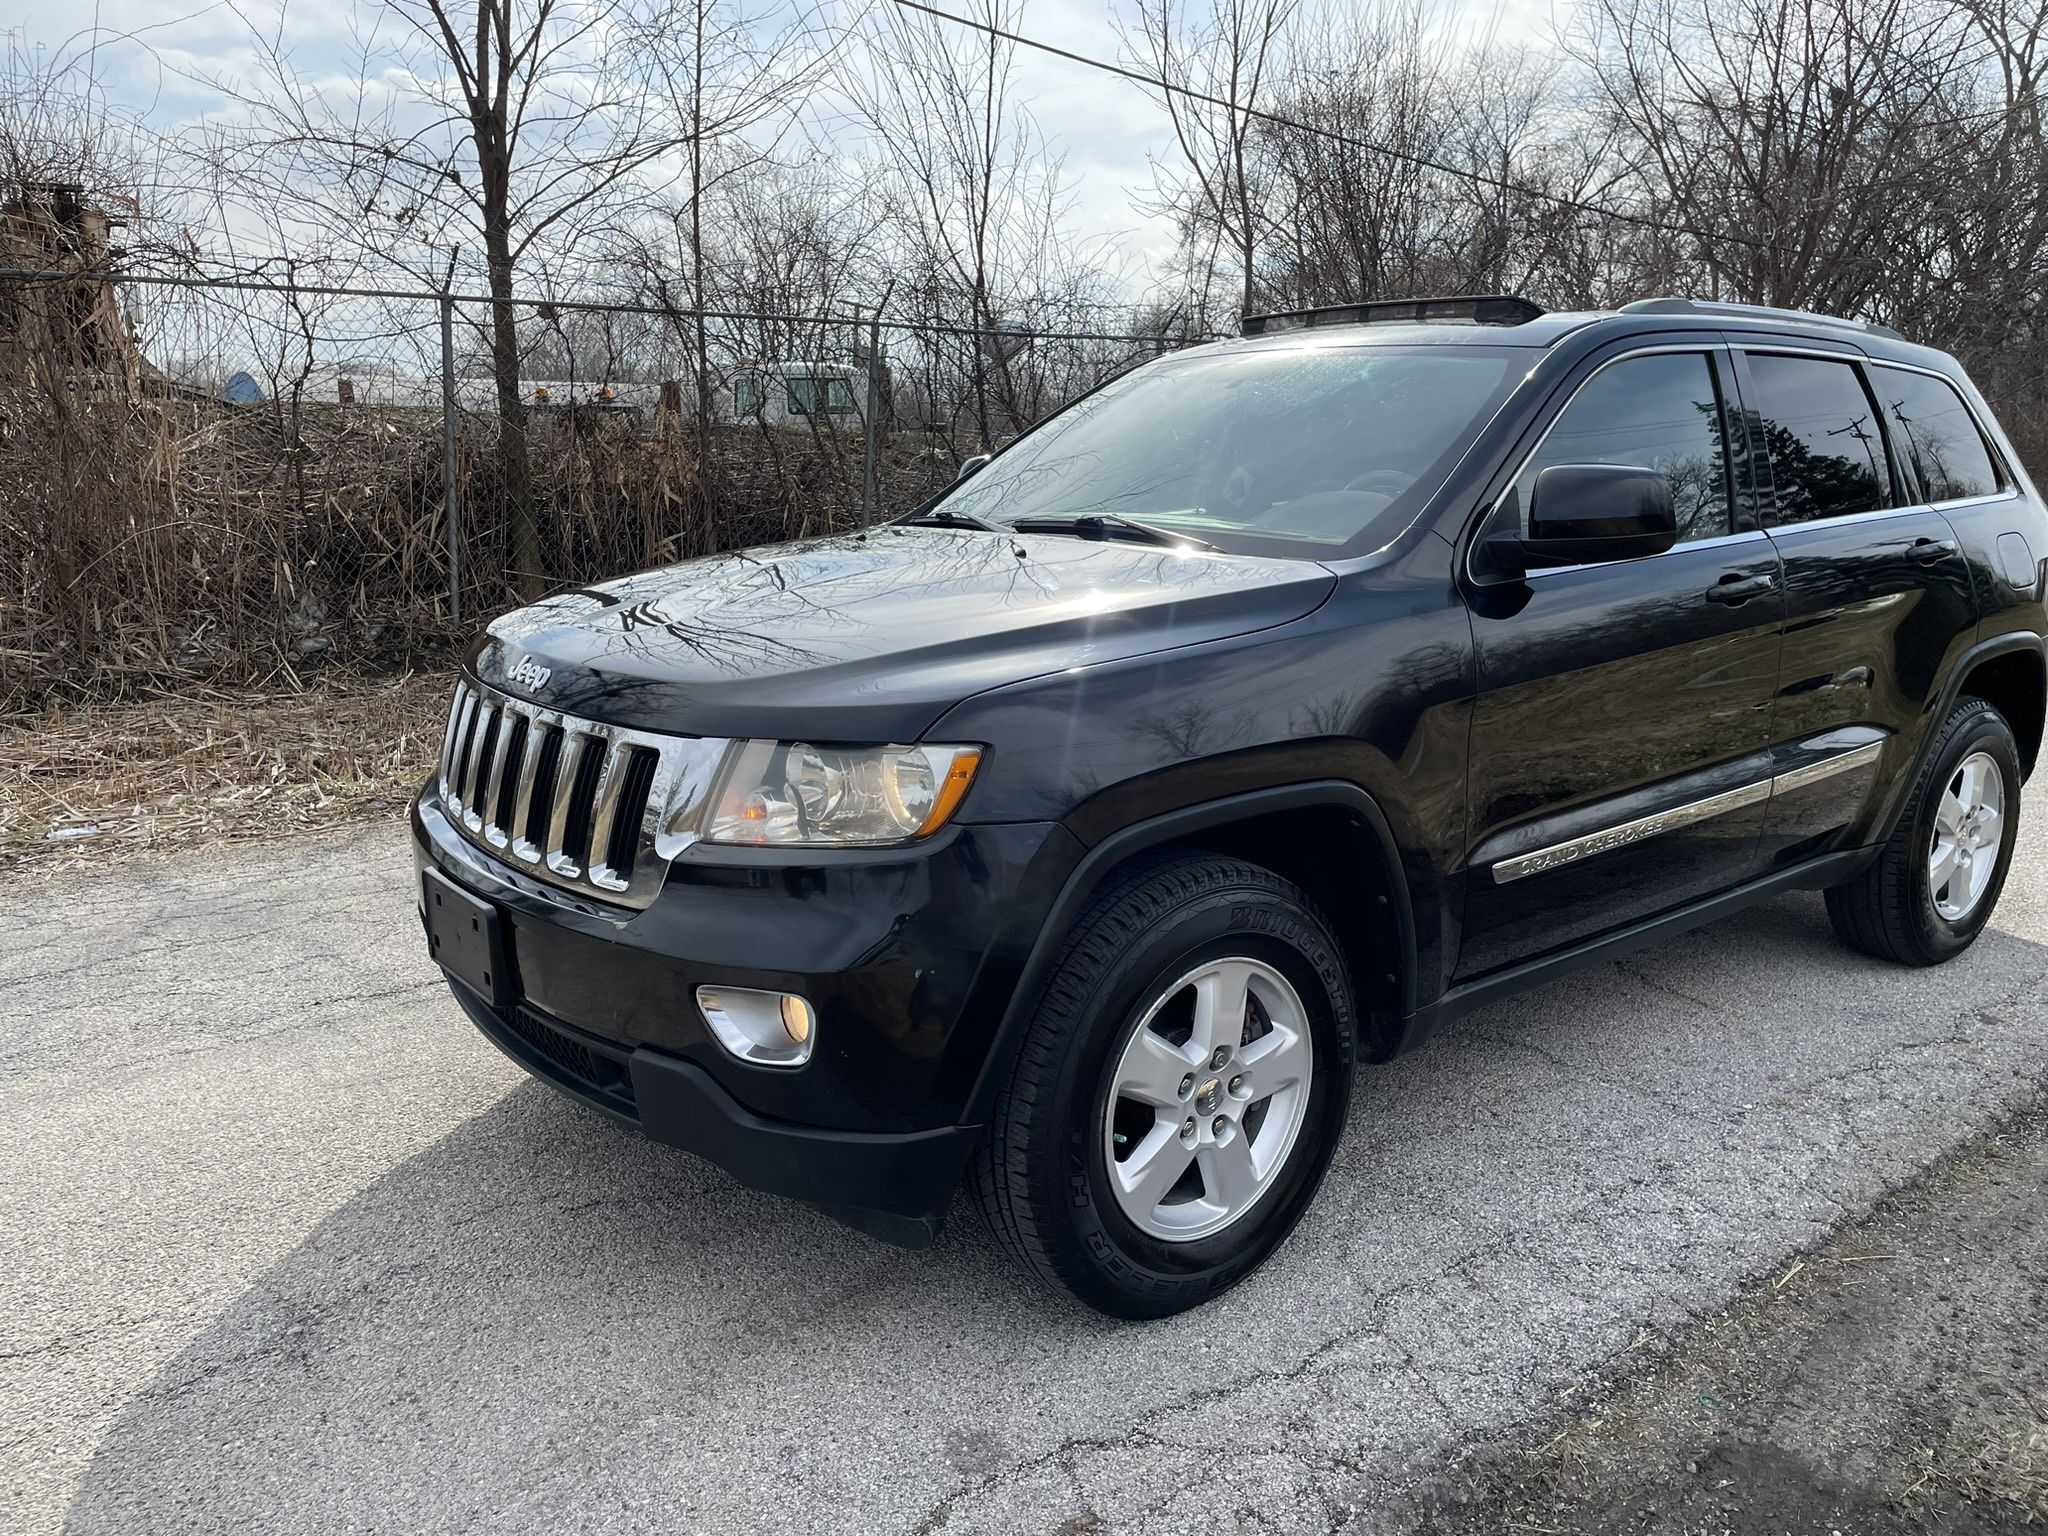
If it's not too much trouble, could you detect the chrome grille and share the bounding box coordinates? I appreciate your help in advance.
[437,678,729,909]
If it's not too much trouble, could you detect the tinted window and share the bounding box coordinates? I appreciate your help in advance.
[1749,354,1893,523]
[733,376,764,415]
[1516,351,1731,543]
[1870,366,2001,502]
[787,377,854,415]
[933,345,1524,559]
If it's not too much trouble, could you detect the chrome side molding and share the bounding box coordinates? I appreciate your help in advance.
[1490,741,1884,884]
[1770,740,1883,796]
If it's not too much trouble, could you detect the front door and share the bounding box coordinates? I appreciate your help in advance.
[1458,343,1785,978]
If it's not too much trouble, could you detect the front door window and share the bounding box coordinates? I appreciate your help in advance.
[1514,351,1733,545]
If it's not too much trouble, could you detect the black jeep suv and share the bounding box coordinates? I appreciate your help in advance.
[414,294,2046,1317]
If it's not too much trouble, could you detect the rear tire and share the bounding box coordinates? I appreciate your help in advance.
[1826,698,2021,966]
[970,853,1356,1318]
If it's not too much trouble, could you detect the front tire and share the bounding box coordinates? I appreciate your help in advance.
[1826,697,2022,966]
[971,853,1356,1318]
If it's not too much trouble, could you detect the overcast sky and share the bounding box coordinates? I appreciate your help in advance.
[3,0,1556,284]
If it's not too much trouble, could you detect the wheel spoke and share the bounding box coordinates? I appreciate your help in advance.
[1936,787,1967,836]
[1114,1122,1192,1212]
[1240,1022,1310,1094]
[1190,961,1256,1057]
[1116,1028,1195,1108]
[1197,1133,1261,1212]
[1959,757,1989,811]
[1976,805,2004,850]
[1959,849,1992,908]
[1929,836,1961,893]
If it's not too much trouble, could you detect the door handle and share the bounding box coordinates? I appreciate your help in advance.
[1705,572,1776,604]
[1910,536,1960,564]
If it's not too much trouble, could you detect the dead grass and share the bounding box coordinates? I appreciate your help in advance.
[0,672,450,875]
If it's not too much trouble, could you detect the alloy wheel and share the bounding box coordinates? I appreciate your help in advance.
[1929,749,2005,922]
[1101,956,1314,1242]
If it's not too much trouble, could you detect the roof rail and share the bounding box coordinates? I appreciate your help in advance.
[1241,294,1546,336]
[1619,296,1904,343]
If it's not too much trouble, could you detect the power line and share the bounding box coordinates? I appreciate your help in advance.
[892,0,1801,256]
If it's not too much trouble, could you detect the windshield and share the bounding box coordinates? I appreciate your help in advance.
[932,343,1528,558]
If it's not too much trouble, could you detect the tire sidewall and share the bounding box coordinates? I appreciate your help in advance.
[1041,880,1355,1313]
[1906,706,2021,957]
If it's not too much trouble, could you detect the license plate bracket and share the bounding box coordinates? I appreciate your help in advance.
[422,867,512,1006]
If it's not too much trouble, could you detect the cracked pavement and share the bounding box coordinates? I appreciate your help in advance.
[6,802,2048,1535]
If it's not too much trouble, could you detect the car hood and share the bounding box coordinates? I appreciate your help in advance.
[473,526,1336,741]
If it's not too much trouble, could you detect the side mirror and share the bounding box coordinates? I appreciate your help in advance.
[956,453,991,483]
[1485,463,1676,576]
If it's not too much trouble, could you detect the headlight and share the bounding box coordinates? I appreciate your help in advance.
[701,741,983,846]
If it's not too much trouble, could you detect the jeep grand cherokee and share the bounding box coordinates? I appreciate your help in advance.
[414,294,2046,1317]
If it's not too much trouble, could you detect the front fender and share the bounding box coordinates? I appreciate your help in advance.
[952,781,1429,1127]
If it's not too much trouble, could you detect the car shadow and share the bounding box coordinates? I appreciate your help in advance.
[60,890,2048,1535]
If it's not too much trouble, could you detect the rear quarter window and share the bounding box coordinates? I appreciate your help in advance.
[1869,366,2003,503]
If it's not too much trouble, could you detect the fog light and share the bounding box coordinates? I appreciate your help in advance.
[779,993,814,1047]
[696,986,815,1067]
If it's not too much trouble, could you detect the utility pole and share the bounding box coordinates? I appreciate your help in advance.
[860,282,896,528]
[439,247,462,625]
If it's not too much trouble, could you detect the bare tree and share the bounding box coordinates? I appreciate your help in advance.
[1572,0,1981,308]
[213,0,684,594]
[852,0,1124,450]
[634,0,841,444]
[1126,0,1300,320]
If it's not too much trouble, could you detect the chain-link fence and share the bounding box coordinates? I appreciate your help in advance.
[0,266,1197,715]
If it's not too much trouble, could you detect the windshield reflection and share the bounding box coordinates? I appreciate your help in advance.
[934,343,1528,559]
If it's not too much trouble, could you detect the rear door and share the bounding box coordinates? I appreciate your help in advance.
[1730,345,1980,861]
[1457,341,1786,978]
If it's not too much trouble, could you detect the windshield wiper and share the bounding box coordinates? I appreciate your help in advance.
[1009,512,1219,553]
[896,507,1000,531]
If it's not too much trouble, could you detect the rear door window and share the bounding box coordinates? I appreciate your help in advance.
[1747,354,1895,524]
[1868,366,2002,503]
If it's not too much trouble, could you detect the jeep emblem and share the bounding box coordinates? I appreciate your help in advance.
[506,656,552,692]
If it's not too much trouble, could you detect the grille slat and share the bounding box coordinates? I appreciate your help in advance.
[557,736,607,873]
[544,732,594,876]
[485,714,529,845]
[583,742,632,890]
[444,687,480,811]
[460,702,498,826]
[602,748,659,884]
[439,683,470,788]
[434,677,729,910]
[515,724,563,863]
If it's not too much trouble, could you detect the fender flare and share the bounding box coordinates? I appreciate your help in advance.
[1879,631,2046,842]
[960,780,1417,1124]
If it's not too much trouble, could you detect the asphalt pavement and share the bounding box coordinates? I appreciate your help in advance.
[6,800,2047,1535]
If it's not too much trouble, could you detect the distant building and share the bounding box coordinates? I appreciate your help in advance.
[723,361,880,430]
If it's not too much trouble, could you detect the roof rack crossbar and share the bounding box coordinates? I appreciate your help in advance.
[1619,297,1904,342]
[1241,294,1546,336]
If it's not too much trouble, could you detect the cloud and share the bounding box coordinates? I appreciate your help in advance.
[11,0,1541,295]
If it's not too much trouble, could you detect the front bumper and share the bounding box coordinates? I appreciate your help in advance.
[446,981,978,1245]
[412,787,1079,1244]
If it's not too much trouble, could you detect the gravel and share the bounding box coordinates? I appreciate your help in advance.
[5,797,2046,1534]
